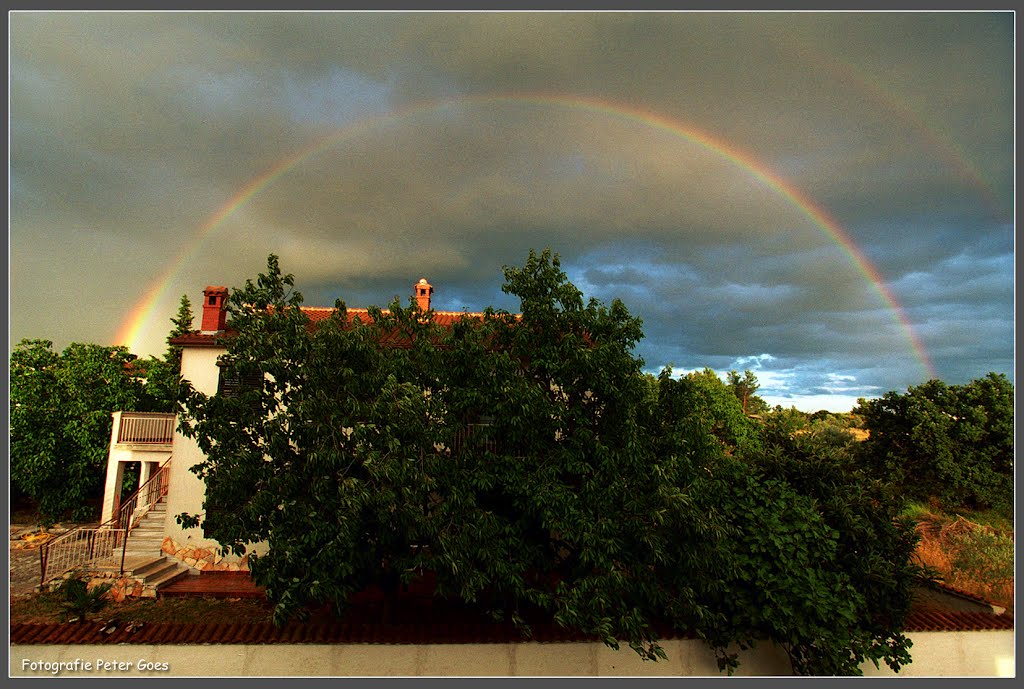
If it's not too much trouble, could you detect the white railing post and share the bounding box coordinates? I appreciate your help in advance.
[111,411,124,446]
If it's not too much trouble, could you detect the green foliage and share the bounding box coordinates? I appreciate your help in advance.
[761,406,809,444]
[856,373,1013,515]
[746,439,922,674]
[10,299,191,522]
[9,339,158,523]
[726,369,768,415]
[177,250,922,675]
[658,367,763,460]
[694,461,872,675]
[947,526,1014,587]
[56,572,113,623]
[656,374,921,674]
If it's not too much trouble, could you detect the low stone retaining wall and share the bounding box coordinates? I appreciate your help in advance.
[160,537,248,572]
[40,571,152,602]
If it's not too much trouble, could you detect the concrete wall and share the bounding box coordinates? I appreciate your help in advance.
[862,630,1015,677]
[162,346,233,559]
[160,345,268,567]
[10,632,1014,677]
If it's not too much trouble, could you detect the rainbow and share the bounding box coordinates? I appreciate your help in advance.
[114,93,936,379]
[779,33,1009,220]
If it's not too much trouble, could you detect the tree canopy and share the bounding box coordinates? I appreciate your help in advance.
[726,368,768,416]
[177,251,925,675]
[856,373,1013,516]
[10,340,159,521]
[10,300,192,523]
[139,293,194,410]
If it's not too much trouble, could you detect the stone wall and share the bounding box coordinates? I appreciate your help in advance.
[160,536,249,572]
[41,571,151,602]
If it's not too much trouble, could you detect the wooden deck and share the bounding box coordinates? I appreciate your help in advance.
[158,572,266,599]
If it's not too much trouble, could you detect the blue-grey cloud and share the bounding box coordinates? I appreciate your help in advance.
[9,11,1013,411]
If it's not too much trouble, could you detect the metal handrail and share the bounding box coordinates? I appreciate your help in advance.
[116,461,171,532]
[39,459,171,585]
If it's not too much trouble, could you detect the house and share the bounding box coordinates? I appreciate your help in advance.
[86,278,493,578]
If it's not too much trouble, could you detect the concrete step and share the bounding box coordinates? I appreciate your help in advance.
[139,504,166,515]
[123,543,165,556]
[130,558,171,577]
[89,556,145,573]
[126,540,163,550]
[123,548,164,558]
[144,563,189,591]
[98,555,190,595]
[136,559,182,581]
[127,532,165,543]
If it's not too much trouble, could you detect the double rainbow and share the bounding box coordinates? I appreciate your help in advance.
[114,93,936,379]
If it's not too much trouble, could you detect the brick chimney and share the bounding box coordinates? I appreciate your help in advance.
[200,286,229,333]
[414,278,433,311]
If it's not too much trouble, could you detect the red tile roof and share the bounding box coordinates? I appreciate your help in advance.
[903,609,1014,632]
[926,579,1005,611]
[11,574,1013,645]
[169,306,508,347]
[11,608,1013,646]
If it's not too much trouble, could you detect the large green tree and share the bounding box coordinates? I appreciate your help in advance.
[658,367,763,460]
[10,340,156,522]
[856,373,1013,515]
[742,424,922,674]
[178,252,719,658]
[654,368,919,674]
[177,251,922,675]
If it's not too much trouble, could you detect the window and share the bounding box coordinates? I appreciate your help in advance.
[216,358,263,398]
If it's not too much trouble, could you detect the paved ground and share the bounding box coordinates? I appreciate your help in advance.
[10,524,87,597]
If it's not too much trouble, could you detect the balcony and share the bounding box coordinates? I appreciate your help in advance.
[113,412,176,447]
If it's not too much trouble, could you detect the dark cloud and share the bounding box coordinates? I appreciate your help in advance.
[9,11,1013,411]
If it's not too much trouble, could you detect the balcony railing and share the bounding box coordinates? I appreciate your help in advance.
[116,412,176,445]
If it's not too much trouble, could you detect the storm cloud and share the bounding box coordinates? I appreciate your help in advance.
[9,11,1013,411]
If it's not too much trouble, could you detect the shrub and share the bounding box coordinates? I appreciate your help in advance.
[56,573,113,623]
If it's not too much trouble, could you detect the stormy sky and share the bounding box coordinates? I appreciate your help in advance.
[9,11,1014,412]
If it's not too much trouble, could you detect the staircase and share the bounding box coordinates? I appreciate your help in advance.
[40,458,192,596]
[91,554,191,598]
[89,503,190,597]
[87,509,192,597]
[118,502,192,596]
[123,502,169,557]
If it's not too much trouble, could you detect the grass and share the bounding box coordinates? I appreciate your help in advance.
[947,507,1014,535]
[908,504,1015,610]
[10,592,274,626]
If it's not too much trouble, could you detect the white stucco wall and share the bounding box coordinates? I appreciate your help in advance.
[161,346,228,555]
[861,630,1015,677]
[10,631,1014,677]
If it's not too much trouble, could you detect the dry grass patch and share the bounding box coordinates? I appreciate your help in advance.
[10,593,274,626]
[913,515,1014,610]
